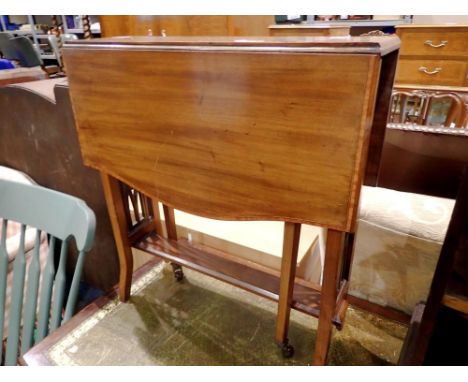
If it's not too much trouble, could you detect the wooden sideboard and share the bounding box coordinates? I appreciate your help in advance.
[269,24,350,37]
[389,25,468,128]
[395,25,467,87]
[99,16,274,37]
[63,35,399,365]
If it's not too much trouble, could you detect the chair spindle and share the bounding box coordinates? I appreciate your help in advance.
[5,224,27,365]
[36,236,56,342]
[21,229,42,354]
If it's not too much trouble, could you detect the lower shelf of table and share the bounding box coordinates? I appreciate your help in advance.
[134,233,347,327]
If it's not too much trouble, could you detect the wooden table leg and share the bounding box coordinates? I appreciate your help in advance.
[150,198,164,236]
[340,232,355,282]
[162,204,184,281]
[313,229,344,365]
[100,173,133,302]
[275,222,301,357]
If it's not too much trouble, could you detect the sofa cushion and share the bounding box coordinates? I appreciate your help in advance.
[349,186,456,313]
[359,186,455,243]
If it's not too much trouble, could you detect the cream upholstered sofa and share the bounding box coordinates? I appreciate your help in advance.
[349,186,453,313]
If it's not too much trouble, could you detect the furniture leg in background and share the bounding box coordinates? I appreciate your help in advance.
[399,168,468,365]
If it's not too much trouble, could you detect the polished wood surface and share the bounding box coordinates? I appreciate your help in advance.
[65,35,399,55]
[162,204,177,240]
[442,293,468,314]
[100,173,133,301]
[228,16,273,36]
[395,25,468,88]
[275,222,301,345]
[99,16,274,37]
[347,295,410,325]
[100,16,229,37]
[64,36,399,365]
[396,26,468,57]
[313,229,344,365]
[269,24,350,37]
[396,58,467,87]
[135,233,347,324]
[63,37,393,232]
[377,125,468,199]
[0,72,47,87]
[150,199,164,236]
[364,50,399,186]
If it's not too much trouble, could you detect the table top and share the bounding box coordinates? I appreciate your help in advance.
[268,24,350,30]
[64,35,400,56]
[64,35,398,231]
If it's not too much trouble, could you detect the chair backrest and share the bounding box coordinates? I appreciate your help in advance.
[8,36,43,68]
[0,32,17,61]
[0,178,96,365]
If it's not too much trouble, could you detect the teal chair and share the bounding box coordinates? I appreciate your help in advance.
[0,179,96,365]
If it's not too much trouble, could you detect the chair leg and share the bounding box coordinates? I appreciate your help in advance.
[100,173,133,302]
[313,229,344,365]
[162,204,184,281]
[275,222,301,358]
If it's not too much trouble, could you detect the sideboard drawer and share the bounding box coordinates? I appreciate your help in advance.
[396,59,467,86]
[398,29,468,57]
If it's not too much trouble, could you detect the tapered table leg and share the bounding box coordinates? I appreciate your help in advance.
[275,222,301,357]
[150,198,164,236]
[313,229,344,365]
[100,172,133,302]
[162,204,184,281]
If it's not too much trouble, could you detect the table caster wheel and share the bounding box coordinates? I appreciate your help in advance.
[280,342,295,358]
[172,264,184,281]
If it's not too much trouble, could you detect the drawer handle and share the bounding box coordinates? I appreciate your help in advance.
[419,66,442,75]
[424,40,448,48]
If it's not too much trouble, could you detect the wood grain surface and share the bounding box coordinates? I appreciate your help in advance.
[64,41,386,232]
[99,16,274,38]
[64,36,399,55]
[269,25,350,37]
[396,26,468,57]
